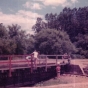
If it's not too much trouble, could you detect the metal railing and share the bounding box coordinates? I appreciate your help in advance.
[0,54,69,77]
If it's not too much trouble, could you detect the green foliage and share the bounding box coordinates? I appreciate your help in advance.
[26,35,35,54]
[0,24,35,55]
[33,6,88,57]
[35,29,77,54]
[0,23,8,38]
[74,34,88,58]
[8,24,21,38]
[0,38,16,54]
[8,24,35,55]
[32,17,46,33]
[0,6,88,58]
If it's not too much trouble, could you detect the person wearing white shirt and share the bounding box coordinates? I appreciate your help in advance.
[32,50,39,68]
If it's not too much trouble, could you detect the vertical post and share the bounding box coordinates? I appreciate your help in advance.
[45,55,47,72]
[9,56,12,77]
[39,55,40,65]
[56,55,58,65]
[31,54,33,73]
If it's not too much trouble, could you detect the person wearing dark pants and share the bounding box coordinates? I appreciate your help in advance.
[56,64,61,79]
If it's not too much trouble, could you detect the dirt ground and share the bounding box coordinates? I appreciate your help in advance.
[33,75,88,88]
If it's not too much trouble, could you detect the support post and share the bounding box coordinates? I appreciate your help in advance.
[56,55,58,65]
[31,54,33,73]
[9,56,12,77]
[45,55,47,72]
[39,55,40,65]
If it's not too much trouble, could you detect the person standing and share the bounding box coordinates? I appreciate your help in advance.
[56,64,61,79]
[62,53,68,63]
[67,54,71,64]
[32,50,39,68]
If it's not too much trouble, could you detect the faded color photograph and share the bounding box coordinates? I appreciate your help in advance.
[0,0,88,88]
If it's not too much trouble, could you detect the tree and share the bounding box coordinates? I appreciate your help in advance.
[32,17,47,33]
[0,23,8,38]
[45,13,60,30]
[0,38,16,54]
[8,24,35,54]
[0,24,16,54]
[35,29,77,55]
[26,35,35,54]
[0,23,35,55]
[8,24,21,38]
[74,34,88,58]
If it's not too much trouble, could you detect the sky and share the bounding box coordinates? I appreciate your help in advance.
[0,0,88,34]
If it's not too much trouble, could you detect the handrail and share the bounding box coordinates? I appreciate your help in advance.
[0,54,68,57]
[0,54,69,77]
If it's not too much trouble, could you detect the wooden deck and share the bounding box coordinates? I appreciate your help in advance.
[0,62,56,70]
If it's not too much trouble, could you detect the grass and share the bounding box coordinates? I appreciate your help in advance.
[34,75,88,87]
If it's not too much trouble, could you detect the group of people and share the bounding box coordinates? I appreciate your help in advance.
[62,53,71,64]
[26,51,71,78]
